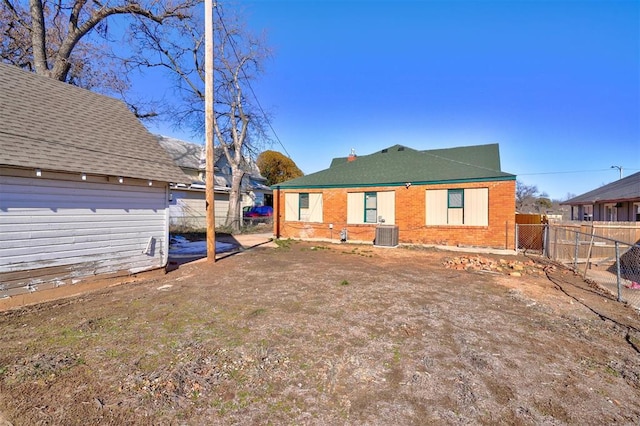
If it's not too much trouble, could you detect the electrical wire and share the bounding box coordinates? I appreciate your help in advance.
[516,168,639,176]
[215,4,291,159]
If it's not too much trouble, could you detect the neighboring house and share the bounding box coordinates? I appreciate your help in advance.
[0,63,190,302]
[156,135,271,229]
[273,144,516,249]
[562,171,640,222]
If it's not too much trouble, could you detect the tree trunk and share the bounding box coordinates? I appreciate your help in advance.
[29,0,50,76]
[226,169,245,231]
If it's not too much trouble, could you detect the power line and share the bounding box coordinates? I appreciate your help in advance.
[516,168,639,177]
[214,5,291,158]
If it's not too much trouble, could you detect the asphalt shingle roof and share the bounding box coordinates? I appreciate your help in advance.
[0,63,190,183]
[562,171,640,205]
[156,135,205,171]
[155,134,267,181]
[277,143,515,188]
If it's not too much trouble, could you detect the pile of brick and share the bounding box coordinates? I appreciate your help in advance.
[443,255,553,277]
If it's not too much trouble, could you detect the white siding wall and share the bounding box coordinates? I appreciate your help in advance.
[169,189,229,229]
[0,175,169,296]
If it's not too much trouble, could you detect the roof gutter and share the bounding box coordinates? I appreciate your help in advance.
[272,175,516,190]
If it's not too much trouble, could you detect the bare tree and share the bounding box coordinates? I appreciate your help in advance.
[129,5,271,230]
[535,192,553,213]
[1,0,197,115]
[516,180,539,212]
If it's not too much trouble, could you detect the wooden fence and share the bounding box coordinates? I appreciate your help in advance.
[547,221,640,264]
[552,221,640,245]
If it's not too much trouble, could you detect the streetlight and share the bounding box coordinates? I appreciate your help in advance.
[611,165,623,180]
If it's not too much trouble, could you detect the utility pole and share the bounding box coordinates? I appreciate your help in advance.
[611,165,623,180]
[205,0,216,262]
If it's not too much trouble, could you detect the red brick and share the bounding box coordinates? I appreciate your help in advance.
[273,180,515,250]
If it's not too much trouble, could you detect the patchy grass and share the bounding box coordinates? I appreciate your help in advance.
[1,241,640,424]
[248,308,267,317]
[274,238,293,249]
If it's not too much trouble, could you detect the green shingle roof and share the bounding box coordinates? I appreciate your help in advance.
[276,143,515,189]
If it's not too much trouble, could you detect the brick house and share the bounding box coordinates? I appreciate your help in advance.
[273,144,516,249]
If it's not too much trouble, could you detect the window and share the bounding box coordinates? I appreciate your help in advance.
[284,192,322,222]
[299,193,309,209]
[347,191,395,224]
[426,188,488,226]
[299,193,310,220]
[582,205,593,221]
[635,203,640,222]
[365,192,377,223]
[448,189,464,208]
[604,203,617,221]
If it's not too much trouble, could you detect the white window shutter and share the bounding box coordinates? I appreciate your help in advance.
[377,191,395,224]
[464,188,488,226]
[347,192,364,224]
[308,193,323,223]
[284,193,299,221]
[426,189,447,225]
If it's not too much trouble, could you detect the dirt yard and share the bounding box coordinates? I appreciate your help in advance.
[1,239,640,425]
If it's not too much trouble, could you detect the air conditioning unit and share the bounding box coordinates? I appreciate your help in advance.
[375,225,399,247]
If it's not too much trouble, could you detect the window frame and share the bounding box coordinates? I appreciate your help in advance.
[364,192,377,223]
[298,192,310,221]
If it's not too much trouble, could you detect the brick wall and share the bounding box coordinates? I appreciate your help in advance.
[273,179,516,249]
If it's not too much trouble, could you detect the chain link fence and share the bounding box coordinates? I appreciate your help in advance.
[169,213,273,234]
[515,224,547,255]
[516,223,640,310]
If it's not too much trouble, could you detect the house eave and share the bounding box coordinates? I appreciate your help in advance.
[561,196,640,206]
[272,175,516,190]
[0,165,186,186]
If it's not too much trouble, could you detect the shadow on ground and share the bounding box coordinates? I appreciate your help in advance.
[166,232,274,271]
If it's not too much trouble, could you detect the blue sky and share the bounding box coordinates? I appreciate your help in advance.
[147,0,639,200]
